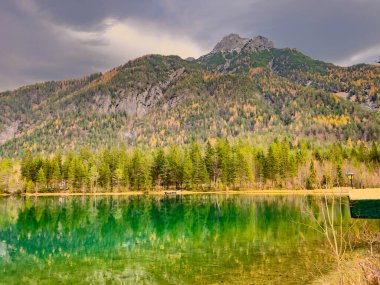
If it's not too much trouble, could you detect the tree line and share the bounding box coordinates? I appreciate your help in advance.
[0,138,378,193]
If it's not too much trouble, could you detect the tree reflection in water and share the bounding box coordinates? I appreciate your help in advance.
[0,195,359,284]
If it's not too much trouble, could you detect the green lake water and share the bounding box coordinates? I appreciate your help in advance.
[0,195,374,284]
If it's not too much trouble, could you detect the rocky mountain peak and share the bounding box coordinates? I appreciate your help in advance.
[245,35,274,52]
[212,34,249,53]
[211,33,274,54]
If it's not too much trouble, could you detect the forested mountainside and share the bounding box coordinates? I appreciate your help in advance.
[0,34,379,157]
[198,35,380,111]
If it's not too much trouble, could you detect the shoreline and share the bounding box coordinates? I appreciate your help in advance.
[1,188,379,198]
[0,188,366,197]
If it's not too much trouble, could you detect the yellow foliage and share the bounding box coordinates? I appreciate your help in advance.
[149,135,157,147]
[313,114,350,127]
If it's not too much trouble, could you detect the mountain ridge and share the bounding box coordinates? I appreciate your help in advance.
[211,34,274,54]
[0,34,379,157]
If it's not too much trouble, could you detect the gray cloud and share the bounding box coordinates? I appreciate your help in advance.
[1,0,379,91]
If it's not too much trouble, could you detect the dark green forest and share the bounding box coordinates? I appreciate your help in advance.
[0,138,377,193]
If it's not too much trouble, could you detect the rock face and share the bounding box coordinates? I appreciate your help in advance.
[211,34,274,54]
[212,34,249,53]
[91,68,186,117]
[244,35,274,52]
[0,121,18,144]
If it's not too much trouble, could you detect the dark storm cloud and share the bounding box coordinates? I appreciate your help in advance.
[1,0,379,91]
[0,1,114,90]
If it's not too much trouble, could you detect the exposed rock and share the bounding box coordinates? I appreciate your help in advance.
[212,34,274,54]
[0,121,18,144]
[243,35,274,52]
[212,34,250,53]
[92,68,186,117]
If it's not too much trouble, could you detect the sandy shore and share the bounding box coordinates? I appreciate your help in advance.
[0,188,366,197]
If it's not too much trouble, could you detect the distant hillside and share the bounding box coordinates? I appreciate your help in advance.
[198,35,380,111]
[0,34,379,157]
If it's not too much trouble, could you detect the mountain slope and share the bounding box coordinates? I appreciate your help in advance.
[198,35,380,110]
[0,35,379,157]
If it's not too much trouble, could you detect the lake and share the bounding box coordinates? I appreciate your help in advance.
[0,195,371,284]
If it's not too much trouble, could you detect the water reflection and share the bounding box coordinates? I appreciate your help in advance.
[0,195,355,284]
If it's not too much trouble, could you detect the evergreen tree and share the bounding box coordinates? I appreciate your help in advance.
[357,142,368,162]
[131,149,151,190]
[205,141,218,185]
[89,165,99,192]
[228,146,239,188]
[217,140,230,187]
[306,161,317,190]
[255,150,266,186]
[167,146,183,189]
[322,173,332,188]
[21,150,33,182]
[152,148,166,187]
[183,151,193,190]
[36,167,46,191]
[51,160,62,189]
[369,142,379,163]
[190,142,208,188]
[115,163,124,191]
[335,164,345,187]
[98,161,111,190]
[279,139,291,179]
[236,144,254,188]
[67,159,76,190]
[288,154,298,178]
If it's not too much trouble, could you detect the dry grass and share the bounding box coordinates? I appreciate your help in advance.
[314,251,380,285]
[349,188,380,200]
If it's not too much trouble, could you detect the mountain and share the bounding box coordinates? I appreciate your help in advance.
[0,34,379,157]
[211,34,274,53]
[199,39,380,110]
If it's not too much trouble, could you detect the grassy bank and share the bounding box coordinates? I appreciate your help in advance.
[313,250,380,285]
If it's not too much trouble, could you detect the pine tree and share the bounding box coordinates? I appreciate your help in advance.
[306,161,317,190]
[236,144,254,188]
[205,141,218,185]
[51,160,61,189]
[228,146,239,189]
[369,142,379,163]
[21,150,33,183]
[115,163,124,191]
[131,149,151,190]
[152,148,166,188]
[255,150,266,187]
[357,142,368,162]
[167,146,182,189]
[36,167,46,191]
[322,173,332,188]
[266,142,280,183]
[89,165,98,192]
[68,159,76,190]
[190,142,208,188]
[288,154,298,178]
[335,164,344,187]
[98,161,111,190]
[217,140,230,187]
[183,151,193,190]
[279,139,291,179]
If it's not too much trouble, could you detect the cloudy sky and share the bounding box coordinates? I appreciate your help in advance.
[1,0,379,91]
